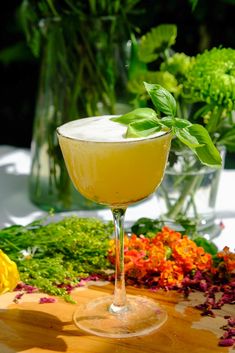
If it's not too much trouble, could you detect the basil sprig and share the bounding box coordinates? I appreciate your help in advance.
[111,83,222,167]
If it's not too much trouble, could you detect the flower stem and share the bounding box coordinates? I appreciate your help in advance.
[166,174,203,219]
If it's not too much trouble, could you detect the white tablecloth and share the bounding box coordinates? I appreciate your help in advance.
[0,145,235,251]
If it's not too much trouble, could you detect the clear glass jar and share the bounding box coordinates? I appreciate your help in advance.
[29,18,131,211]
[157,147,226,230]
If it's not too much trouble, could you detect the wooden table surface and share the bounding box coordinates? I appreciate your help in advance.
[0,283,234,353]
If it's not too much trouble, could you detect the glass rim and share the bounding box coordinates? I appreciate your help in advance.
[56,116,172,144]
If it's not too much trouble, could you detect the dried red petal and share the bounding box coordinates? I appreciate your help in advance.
[218,338,234,347]
[228,317,235,327]
[39,297,56,304]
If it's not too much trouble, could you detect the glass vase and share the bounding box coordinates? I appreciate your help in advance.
[29,18,131,212]
[157,147,225,230]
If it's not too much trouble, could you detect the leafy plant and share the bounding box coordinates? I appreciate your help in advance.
[0,216,114,300]
[128,24,235,152]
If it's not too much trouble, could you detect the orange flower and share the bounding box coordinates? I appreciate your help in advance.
[108,227,214,288]
[217,246,235,273]
[148,242,166,268]
[194,247,212,271]
[154,226,182,247]
[158,260,184,288]
[172,236,212,272]
[172,236,197,271]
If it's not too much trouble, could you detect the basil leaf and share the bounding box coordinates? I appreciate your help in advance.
[144,82,177,116]
[172,118,192,128]
[126,119,162,138]
[111,108,157,125]
[159,117,175,128]
[188,124,222,167]
[161,117,192,128]
[175,128,202,148]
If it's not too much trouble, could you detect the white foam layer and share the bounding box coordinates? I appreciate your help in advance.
[57,115,165,142]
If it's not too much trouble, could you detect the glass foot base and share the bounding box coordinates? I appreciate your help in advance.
[73,294,167,338]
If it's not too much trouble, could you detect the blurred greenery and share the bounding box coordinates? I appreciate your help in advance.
[0,0,234,167]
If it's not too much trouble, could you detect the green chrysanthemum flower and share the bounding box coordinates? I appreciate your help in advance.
[184,48,235,111]
[160,53,194,83]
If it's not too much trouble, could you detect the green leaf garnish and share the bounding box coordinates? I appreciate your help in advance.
[111,108,161,138]
[126,120,161,138]
[161,117,191,129]
[188,124,222,166]
[111,107,158,125]
[144,82,177,116]
[111,82,222,168]
[161,117,201,148]
[174,127,202,149]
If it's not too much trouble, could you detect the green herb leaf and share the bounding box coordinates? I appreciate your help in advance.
[144,82,177,116]
[111,108,157,125]
[188,124,222,167]
[161,117,192,129]
[126,119,162,138]
[160,117,202,149]
[175,127,202,148]
[111,107,162,138]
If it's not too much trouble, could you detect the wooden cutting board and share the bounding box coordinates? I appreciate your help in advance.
[0,283,234,353]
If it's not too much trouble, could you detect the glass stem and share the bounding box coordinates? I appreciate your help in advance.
[110,207,128,314]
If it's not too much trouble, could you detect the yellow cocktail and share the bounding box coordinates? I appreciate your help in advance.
[57,116,171,206]
[57,115,171,339]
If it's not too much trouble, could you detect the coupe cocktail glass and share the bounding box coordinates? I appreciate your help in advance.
[57,115,171,338]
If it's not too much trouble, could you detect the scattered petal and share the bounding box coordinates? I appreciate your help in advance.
[39,297,56,304]
[218,338,234,347]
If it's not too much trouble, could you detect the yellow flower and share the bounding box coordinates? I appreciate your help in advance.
[0,249,20,294]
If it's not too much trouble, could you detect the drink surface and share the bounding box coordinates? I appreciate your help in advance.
[57,116,171,207]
